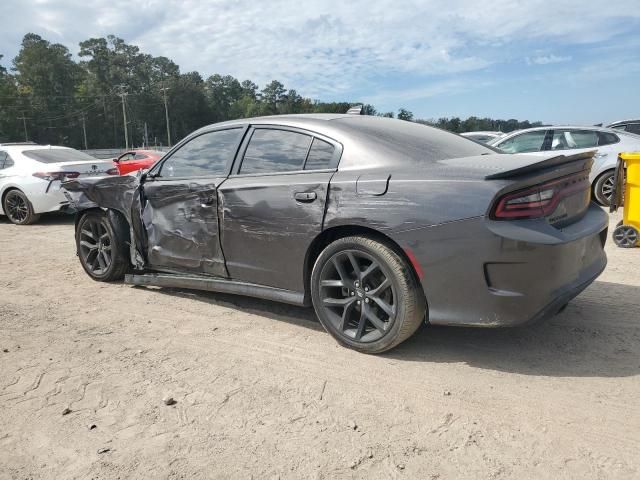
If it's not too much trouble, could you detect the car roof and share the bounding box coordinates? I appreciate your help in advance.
[188,114,496,170]
[500,125,621,136]
[0,144,74,153]
[461,131,503,136]
[607,119,640,126]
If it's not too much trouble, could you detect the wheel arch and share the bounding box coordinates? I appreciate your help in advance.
[303,224,424,304]
[1,186,22,210]
[75,207,131,259]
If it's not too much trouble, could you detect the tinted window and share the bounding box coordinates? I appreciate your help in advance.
[23,149,97,164]
[240,129,311,174]
[598,132,619,146]
[627,124,640,135]
[160,128,241,178]
[0,151,6,169]
[551,130,598,150]
[305,138,337,170]
[496,131,546,153]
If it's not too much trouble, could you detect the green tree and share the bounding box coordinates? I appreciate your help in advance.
[397,108,413,121]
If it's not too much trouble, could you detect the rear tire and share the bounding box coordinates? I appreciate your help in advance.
[593,170,615,206]
[76,210,130,281]
[311,235,426,354]
[2,189,40,225]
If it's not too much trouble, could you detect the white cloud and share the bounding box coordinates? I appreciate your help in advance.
[1,0,639,101]
[526,54,572,65]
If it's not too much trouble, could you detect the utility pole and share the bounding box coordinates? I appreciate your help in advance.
[117,85,129,149]
[160,86,171,147]
[81,114,88,150]
[18,112,29,141]
[143,122,149,148]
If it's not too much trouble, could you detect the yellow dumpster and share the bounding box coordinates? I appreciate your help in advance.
[610,152,640,248]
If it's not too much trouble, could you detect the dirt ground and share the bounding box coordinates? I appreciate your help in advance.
[0,210,639,480]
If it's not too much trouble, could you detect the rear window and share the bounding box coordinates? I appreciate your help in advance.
[334,116,497,166]
[598,132,619,146]
[23,149,97,164]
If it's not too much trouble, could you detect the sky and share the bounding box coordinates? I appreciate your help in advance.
[1,0,639,124]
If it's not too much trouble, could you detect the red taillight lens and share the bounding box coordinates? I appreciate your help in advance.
[491,173,589,220]
[33,171,81,181]
[106,167,119,175]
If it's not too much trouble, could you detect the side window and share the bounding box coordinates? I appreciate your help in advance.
[240,129,311,174]
[496,131,546,153]
[134,153,148,160]
[160,128,242,178]
[119,153,135,162]
[551,130,598,150]
[598,132,620,146]
[627,124,640,135]
[0,152,14,170]
[305,138,337,170]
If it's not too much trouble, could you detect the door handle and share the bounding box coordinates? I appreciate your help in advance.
[294,191,317,202]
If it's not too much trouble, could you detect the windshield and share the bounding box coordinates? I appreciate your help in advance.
[23,149,97,164]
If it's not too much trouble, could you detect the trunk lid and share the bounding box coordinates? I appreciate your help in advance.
[48,160,115,177]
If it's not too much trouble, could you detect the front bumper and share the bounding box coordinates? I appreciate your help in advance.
[395,203,608,327]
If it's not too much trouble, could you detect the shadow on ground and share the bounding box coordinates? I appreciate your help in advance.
[149,279,640,379]
[0,212,74,226]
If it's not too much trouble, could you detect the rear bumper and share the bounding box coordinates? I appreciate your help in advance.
[394,203,608,327]
[0,179,70,215]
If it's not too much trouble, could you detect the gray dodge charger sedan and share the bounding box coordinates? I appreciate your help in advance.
[63,114,608,353]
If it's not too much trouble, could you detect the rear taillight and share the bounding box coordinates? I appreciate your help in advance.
[33,171,80,181]
[491,172,589,220]
[106,167,119,175]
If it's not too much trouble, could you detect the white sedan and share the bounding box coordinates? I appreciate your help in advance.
[489,126,640,205]
[460,131,505,144]
[0,143,117,225]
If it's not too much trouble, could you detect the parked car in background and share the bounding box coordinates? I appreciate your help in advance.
[606,119,640,136]
[460,131,506,144]
[113,149,164,175]
[0,143,116,225]
[489,126,640,205]
[63,115,607,354]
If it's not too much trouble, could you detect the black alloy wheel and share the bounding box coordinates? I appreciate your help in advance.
[76,211,130,281]
[78,217,113,276]
[319,249,396,343]
[3,190,40,225]
[311,236,426,354]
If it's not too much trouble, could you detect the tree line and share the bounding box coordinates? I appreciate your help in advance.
[0,33,542,149]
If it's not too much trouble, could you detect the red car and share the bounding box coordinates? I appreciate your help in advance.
[113,149,164,175]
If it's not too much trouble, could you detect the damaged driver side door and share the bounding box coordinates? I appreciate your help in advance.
[141,127,245,276]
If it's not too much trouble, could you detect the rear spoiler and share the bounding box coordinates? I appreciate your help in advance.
[346,105,363,115]
[484,151,595,180]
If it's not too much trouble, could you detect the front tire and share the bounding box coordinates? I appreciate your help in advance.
[311,235,426,354]
[593,170,615,206]
[76,211,130,281]
[3,190,40,225]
